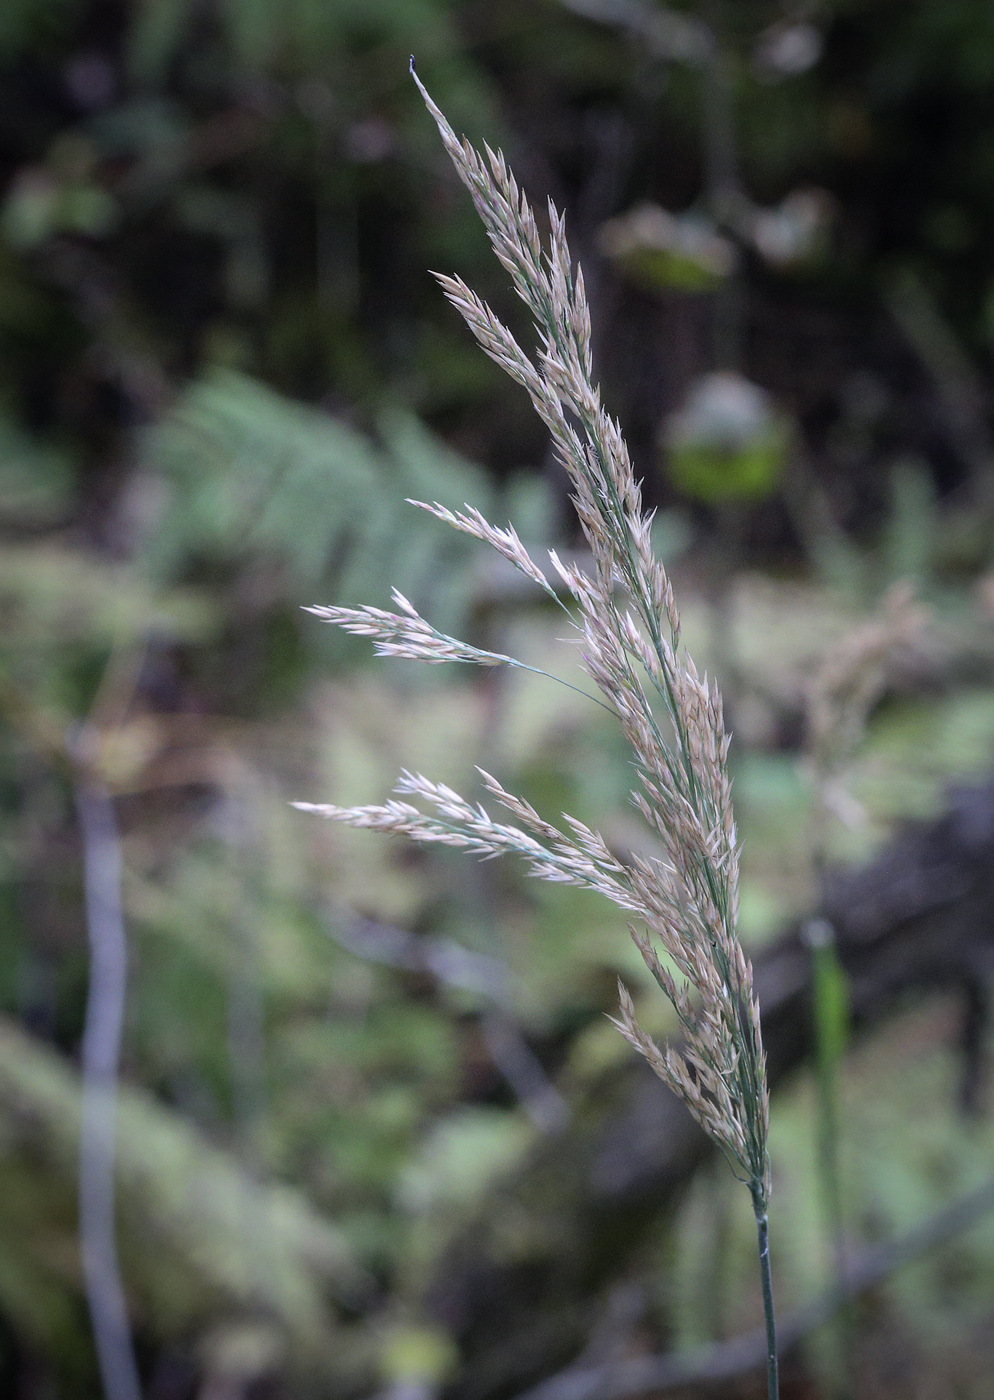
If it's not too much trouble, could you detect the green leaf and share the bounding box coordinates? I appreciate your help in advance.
[812,939,850,1070]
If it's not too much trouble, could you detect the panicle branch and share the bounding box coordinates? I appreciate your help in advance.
[305,589,513,667]
[294,769,634,900]
[407,499,559,600]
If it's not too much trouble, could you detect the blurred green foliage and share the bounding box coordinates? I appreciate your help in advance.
[5,1,994,1397]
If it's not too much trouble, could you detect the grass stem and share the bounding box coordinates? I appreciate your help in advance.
[753,1198,779,1400]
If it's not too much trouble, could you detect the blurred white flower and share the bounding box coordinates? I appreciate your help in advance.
[753,20,823,80]
[669,372,772,449]
[662,372,791,501]
[599,203,737,291]
[746,188,833,267]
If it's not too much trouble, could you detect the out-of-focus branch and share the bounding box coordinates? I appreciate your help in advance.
[516,1173,994,1400]
[0,659,148,1397]
[887,271,994,502]
[73,736,143,1400]
[329,908,515,1003]
[327,908,570,1132]
[554,0,712,63]
[480,1013,570,1134]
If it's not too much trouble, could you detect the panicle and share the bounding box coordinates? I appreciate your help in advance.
[298,70,772,1206]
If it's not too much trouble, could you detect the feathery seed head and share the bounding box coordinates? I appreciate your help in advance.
[298,69,771,1206]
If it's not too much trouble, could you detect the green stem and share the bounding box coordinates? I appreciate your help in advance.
[815,1060,856,1398]
[504,658,615,714]
[753,1197,779,1400]
[812,936,847,1278]
[807,919,855,1396]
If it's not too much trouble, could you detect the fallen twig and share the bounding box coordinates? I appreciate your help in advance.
[74,742,143,1400]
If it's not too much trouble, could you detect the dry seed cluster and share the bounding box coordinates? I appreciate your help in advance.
[297,70,771,1206]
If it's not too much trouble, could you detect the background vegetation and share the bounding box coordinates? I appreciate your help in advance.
[6,1,994,1396]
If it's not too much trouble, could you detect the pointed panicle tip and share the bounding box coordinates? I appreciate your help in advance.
[409,55,416,74]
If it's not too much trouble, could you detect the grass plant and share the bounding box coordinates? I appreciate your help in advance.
[296,61,779,1400]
